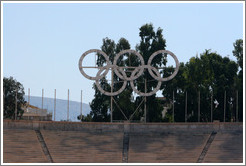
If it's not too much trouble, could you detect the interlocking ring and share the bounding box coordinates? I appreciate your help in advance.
[148,50,180,81]
[113,50,145,81]
[130,65,162,96]
[78,49,179,96]
[78,49,110,80]
[95,66,128,96]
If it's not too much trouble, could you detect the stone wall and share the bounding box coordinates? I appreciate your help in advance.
[3,120,243,134]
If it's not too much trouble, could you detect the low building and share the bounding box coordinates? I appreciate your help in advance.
[22,104,52,121]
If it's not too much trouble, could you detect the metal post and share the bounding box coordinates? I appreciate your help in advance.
[42,89,44,110]
[236,90,238,122]
[3,88,5,116]
[28,88,30,105]
[67,89,69,121]
[54,89,56,121]
[198,91,200,122]
[224,91,226,122]
[15,88,17,120]
[144,79,147,123]
[185,91,187,123]
[80,90,83,122]
[211,91,213,122]
[95,53,96,67]
[173,90,175,123]
[111,70,113,123]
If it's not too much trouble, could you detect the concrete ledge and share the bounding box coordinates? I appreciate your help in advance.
[3,120,243,134]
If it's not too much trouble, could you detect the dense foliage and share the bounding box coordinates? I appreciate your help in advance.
[79,23,243,123]
[162,49,240,122]
[3,77,26,119]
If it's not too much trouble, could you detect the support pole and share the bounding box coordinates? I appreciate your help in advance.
[185,91,187,123]
[111,70,113,123]
[198,91,200,122]
[28,88,30,105]
[211,91,213,122]
[3,87,5,116]
[224,91,226,122]
[67,89,69,121]
[81,90,83,122]
[236,90,238,122]
[42,89,44,110]
[15,88,17,120]
[54,89,56,121]
[173,90,175,123]
[144,79,147,123]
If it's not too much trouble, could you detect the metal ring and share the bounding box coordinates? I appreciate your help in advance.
[147,50,180,81]
[130,66,162,97]
[78,49,111,80]
[113,49,145,81]
[95,67,127,96]
[79,49,179,96]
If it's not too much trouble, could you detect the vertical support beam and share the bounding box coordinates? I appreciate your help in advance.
[15,88,17,120]
[42,89,44,110]
[211,91,213,122]
[144,79,147,123]
[111,69,113,123]
[198,91,200,122]
[173,90,175,123]
[224,90,226,122]
[236,90,238,122]
[185,91,187,123]
[67,89,69,121]
[80,90,83,122]
[54,89,56,121]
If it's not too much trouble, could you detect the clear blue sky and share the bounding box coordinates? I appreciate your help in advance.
[3,2,244,104]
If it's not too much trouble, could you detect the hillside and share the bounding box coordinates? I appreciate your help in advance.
[24,96,91,122]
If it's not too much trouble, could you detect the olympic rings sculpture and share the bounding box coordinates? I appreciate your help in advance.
[78,49,179,96]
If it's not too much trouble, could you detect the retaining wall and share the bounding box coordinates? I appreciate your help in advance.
[3,120,243,133]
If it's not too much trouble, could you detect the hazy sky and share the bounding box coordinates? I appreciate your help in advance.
[3,2,244,104]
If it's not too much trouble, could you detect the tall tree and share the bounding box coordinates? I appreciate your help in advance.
[135,23,167,122]
[163,50,238,122]
[87,37,133,122]
[233,39,243,121]
[3,77,26,119]
[89,78,111,122]
[233,39,243,70]
[87,23,168,122]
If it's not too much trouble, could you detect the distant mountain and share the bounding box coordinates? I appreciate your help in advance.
[24,96,91,122]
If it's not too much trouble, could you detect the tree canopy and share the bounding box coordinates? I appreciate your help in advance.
[3,77,26,119]
[79,23,243,123]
